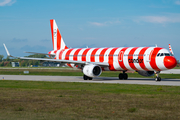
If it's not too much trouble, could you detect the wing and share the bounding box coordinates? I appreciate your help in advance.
[3,44,109,67]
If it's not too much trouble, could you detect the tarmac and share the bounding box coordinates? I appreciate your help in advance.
[1,75,180,86]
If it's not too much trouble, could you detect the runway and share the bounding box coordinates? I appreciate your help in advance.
[161,69,180,74]
[1,75,180,86]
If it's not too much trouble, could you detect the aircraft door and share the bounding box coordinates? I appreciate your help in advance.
[146,49,154,62]
[118,51,124,62]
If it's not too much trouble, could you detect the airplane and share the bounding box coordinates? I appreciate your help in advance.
[3,19,177,81]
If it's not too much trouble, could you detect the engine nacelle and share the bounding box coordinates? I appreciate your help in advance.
[83,64,102,77]
[137,71,154,77]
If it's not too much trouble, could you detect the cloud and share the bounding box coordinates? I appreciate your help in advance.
[90,22,105,26]
[40,39,50,42]
[0,0,16,6]
[140,16,169,23]
[20,45,49,52]
[175,0,180,5]
[11,38,28,42]
[89,20,121,27]
[136,14,180,24]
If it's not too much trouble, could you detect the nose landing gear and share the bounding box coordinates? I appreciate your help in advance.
[155,71,161,81]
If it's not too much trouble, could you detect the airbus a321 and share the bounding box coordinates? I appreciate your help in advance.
[4,19,177,81]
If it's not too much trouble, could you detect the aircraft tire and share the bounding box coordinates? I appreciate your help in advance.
[155,77,161,82]
[89,77,93,80]
[83,75,93,80]
[124,73,128,80]
[119,73,124,80]
[83,75,88,80]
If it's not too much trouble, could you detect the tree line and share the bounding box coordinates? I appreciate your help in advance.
[0,54,47,67]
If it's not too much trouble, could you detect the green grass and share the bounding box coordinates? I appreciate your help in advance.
[0,80,180,119]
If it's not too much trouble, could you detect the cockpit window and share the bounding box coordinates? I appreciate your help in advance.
[157,53,173,57]
[157,53,160,56]
[164,53,170,56]
[160,53,164,56]
[170,53,173,56]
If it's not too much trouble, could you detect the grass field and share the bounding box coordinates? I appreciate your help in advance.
[0,68,180,119]
[0,80,180,120]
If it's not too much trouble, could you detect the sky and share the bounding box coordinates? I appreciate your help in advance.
[0,0,180,60]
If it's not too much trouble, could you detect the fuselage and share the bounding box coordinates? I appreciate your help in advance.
[49,46,177,72]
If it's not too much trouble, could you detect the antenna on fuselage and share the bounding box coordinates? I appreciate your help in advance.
[155,44,157,47]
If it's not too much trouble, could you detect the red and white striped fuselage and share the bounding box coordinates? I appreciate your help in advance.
[49,46,177,72]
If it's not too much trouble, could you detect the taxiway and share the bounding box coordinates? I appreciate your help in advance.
[0,75,180,86]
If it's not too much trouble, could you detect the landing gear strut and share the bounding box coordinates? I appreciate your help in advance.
[83,75,93,80]
[155,71,161,82]
[119,71,128,80]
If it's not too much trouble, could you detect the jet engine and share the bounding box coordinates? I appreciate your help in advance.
[137,71,154,77]
[83,64,102,77]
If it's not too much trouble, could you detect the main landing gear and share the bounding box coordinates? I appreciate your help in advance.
[155,71,161,82]
[119,71,128,80]
[83,75,93,80]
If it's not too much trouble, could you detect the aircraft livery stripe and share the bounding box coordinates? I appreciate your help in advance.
[65,49,73,60]
[149,47,162,71]
[73,48,82,61]
[57,29,61,50]
[90,48,99,62]
[59,49,65,60]
[119,47,128,70]
[82,48,91,61]
[50,20,54,50]
[108,47,118,71]
[128,47,138,71]
[67,63,72,68]
[112,48,123,71]
[99,48,109,62]
[138,47,149,71]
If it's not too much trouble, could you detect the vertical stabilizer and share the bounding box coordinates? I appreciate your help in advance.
[169,44,174,55]
[50,19,68,50]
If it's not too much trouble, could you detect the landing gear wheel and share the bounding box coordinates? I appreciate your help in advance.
[155,77,161,82]
[124,73,128,80]
[83,75,93,80]
[119,73,123,80]
[83,75,88,80]
[119,73,128,80]
[155,71,161,82]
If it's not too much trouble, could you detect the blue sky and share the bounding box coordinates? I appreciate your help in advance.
[0,0,180,60]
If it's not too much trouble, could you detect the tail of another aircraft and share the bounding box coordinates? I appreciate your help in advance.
[169,44,174,55]
[50,19,68,50]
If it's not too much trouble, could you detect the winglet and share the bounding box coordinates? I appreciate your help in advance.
[169,44,174,55]
[3,44,11,57]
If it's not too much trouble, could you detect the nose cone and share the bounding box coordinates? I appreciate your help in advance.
[164,56,177,69]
